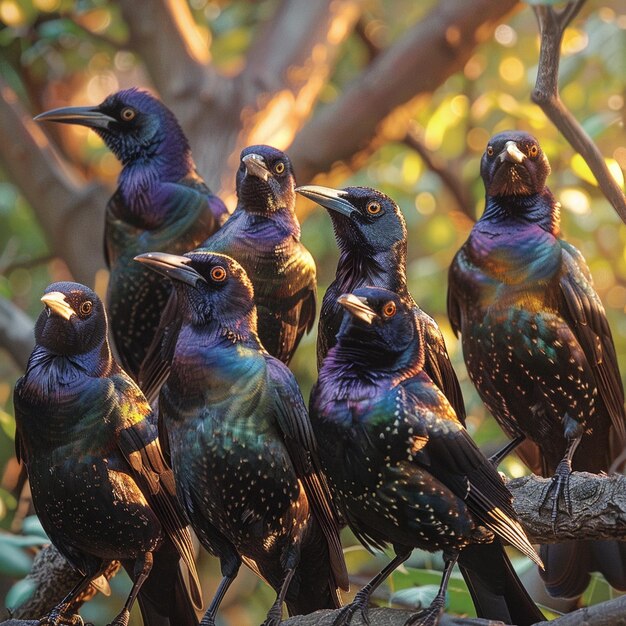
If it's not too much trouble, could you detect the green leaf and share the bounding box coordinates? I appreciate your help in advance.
[5,577,37,610]
[391,585,440,609]
[0,542,33,577]
[21,515,49,539]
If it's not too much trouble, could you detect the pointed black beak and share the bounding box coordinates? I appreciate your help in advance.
[337,293,378,324]
[242,153,272,181]
[295,185,356,217]
[134,252,206,288]
[498,140,526,165]
[34,105,116,130]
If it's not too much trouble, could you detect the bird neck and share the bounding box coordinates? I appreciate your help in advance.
[481,189,560,236]
[236,203,301,239]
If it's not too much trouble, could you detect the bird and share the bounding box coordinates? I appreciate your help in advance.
[34,88,228,382]
[447,130,626,598]
[138,145,316,402]
[13,281,202,626]
[134,250,347,626]
[295,184,465,423]
[310,286,543,626]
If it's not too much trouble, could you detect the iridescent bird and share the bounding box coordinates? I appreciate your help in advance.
[13,282,201,626]
[296,184,464,422]
[448,130,626,597]
[35,88,227,381]
[135,250,346,626]
[310,287,543,626]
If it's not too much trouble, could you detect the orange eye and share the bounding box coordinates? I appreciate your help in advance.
[274,161,285,174]
[80,301,93,316]
[366,201,381,215]
[382,301,396,318]
[121,107,136,121]
[528,144,538,158]
[486,145,494,157]
[210,266,227,282]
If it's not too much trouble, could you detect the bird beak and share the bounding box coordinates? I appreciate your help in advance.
[242,153,271,181]
[295,185,356,217]
[134,252,207,288]
[337,293,378,324]
[41,292,74,321]
[500,141,526,164]
[34,105,116,130]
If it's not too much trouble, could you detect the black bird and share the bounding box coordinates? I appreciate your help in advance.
[296,184,464,422]
[139,145,316,402]
[448,130,626,597]
[13,282,202,626]
[135,251,347,626]
[310,287,543,626]
[35,88,227,381]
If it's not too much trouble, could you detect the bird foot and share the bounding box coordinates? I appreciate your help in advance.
[403,594,445,626]
[39,612,84,626]
[106,608,130,626]
[331,588,372,626]
[540,458,573,530]
[262,604,284,626]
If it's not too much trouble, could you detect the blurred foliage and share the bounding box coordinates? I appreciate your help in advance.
[0,0,625,624]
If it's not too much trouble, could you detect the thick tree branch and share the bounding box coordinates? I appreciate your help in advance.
[0,79,106,285]
[531,1,626,224]
[0,297,35,371]
[289,0,520,184]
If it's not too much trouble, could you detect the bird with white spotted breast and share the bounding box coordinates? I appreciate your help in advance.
[138,145,316,403]
[13,282,201,626]
[296,184,464,424]
[310,287,543,626]
[135,250,347,626]
[448,130,626,598]
[35,88,227,382]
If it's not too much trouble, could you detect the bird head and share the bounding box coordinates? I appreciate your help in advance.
[135,251,257,332]
[336,287,416,360]
[295,185,406,253]
[35,282,108,357]
[35,88,190,170]
[481,131,550,197]
[236,145,296,213]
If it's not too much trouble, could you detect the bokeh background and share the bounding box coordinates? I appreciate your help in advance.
[0,0,625,624]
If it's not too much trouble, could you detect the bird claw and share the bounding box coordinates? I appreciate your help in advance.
[540,458,573,530]
[403,594,445,626]
[39,613,84,626]
[106,608,130,626]
[331,588,371,626]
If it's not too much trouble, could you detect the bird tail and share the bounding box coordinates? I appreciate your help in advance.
[540,540,626,598]
[284,519,343,616]
[459,541,545,626]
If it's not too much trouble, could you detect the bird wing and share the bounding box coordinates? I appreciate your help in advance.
[419,309,466,426]
[558,241,626,448]
[446,248,467,337]
[265,356,348,590]
[112,373,202,609]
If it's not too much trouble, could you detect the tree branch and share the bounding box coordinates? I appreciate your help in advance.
[0,296,35,371]
[289,0,520,184]
[0,79,106,285]
[531,1,626,224]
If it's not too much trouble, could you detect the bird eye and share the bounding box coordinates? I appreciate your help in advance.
[366,201,382,215]
[274,161,285,175]
[528,144,538,158]
[79,301,93,316]
[210,266,227,282]
[486,146,494,157]
[120,107,136,122]
[382,301,396,318]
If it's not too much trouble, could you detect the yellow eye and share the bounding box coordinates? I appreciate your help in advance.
[80,301,93,316]
[274,161,285,174]
[382,301,396,318]
[211,266,227,282]
[528,144,538,158]
[366,201,382,215]
[121,107,136,121]
[486,145,494,157]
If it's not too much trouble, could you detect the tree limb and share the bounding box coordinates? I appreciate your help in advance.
[289,0,520,184]
[0,78,106,285]
[531,1,626,224]
[0,296,35,371]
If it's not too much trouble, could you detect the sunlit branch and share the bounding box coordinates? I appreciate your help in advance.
[531,1,626,224]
